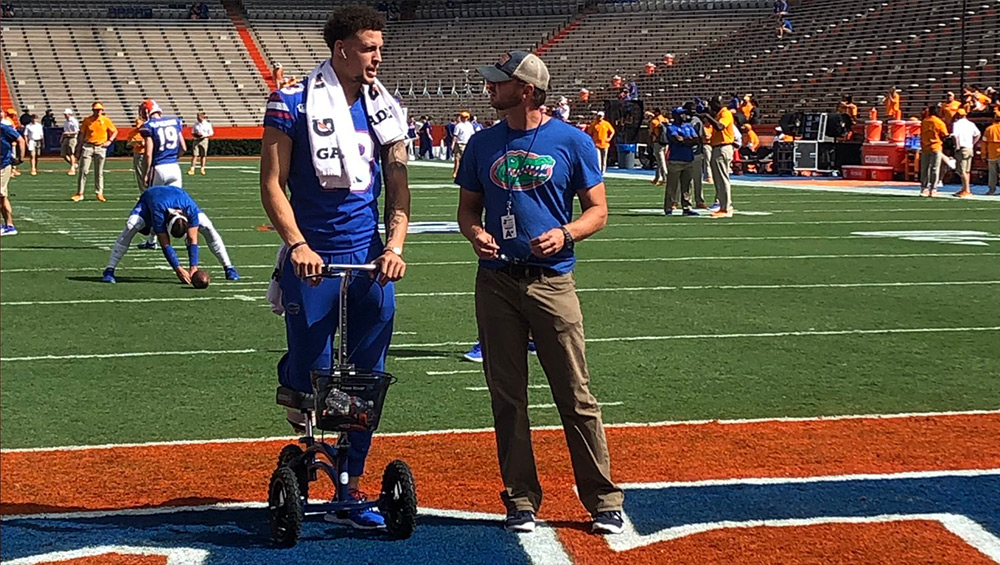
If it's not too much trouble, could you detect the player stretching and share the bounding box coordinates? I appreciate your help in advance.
[102,184,240,283]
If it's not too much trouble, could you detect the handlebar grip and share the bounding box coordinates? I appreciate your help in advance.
[320,263,378,277]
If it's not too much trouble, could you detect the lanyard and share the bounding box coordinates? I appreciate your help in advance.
[503,120,542,216]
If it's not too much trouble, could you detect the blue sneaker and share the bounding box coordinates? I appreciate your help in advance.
[528,341,537,355]
[709,203,721,212]
[1,225,17,236]
[225,266,240,281]
[324,490,385,529]
[683,208,699,216]
[137,241,156,250]
[102,268,116,284]
[463,342,483,363]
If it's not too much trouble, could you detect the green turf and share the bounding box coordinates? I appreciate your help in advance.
[1,160,998,448]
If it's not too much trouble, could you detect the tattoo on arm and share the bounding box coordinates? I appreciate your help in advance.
[382,141,410,244]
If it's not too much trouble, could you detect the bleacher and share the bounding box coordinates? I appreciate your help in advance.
[634,0,1000,121]
[1,7,269,126]
[1,0,995,129]
[250,15,572,119]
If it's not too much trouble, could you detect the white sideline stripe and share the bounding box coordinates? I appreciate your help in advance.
[1,296,260,306]
[4,326,998,363]
[617,468,1000,490]
[529,401,623,409]
[605,512,1000,560]
[3,546,210,565]
[2,252,998,273]
[1,409,997,454]
[0,505,574,564]
[426,369,483,375]
[0,348,257,362]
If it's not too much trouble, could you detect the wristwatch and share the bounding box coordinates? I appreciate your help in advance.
[559,226,574,252]
[387,246,403,257]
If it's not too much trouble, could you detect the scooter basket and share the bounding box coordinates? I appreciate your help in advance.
[310,368,396,432]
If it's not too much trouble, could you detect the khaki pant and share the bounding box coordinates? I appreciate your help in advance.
[692,151,706,206]
[651,142,668,183]
[77,143,107,195]
[596,147,609,174]
[955,147,973,175]
[1,165,11,197]
[61,135,77,161]
[710,144,734,211]
[475,267,624,515]
[665,159,694,211]
[192,137,209,157]
[920,150,942,190]
[133,153,148,193]
[988,159,999,193]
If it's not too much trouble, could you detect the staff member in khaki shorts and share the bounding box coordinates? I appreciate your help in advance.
[189,112,214,175]
[61,109,80,175]
[72,101,118,202]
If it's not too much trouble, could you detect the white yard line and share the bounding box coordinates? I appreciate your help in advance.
[1,296,260,306]
[426,369,483,376]
[11,251,992,274]
[2,409,996,454]
[465,385,549,391]
[5,326,998,363]
[1,348,257,363]
[528,401,624,409]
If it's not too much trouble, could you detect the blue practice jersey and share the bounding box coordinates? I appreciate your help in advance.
[1,123,21,168]
[132,185,201,235]
[263,82,383,254]
[141,116,183,167]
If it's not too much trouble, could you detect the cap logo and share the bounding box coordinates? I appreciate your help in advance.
[497,53,511,66]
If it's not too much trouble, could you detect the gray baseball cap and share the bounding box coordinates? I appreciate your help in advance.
[477,50,550,91]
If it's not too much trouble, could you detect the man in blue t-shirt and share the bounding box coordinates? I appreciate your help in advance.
[663,107,701,216]
[102,185,239,283]
[139,99,187,189]
[455,50,624,536]
[259,5,410,531]
[1,122,25,236]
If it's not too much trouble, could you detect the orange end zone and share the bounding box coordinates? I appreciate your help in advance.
[2,412,998,564]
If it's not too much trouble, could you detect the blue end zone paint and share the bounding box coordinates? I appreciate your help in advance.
[624,475,1000,537]
[0,509,532,565]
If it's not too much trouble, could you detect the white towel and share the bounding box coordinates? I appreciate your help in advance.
[305,60,406,192]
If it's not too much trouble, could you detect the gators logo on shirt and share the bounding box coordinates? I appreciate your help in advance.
[489,150,555,191]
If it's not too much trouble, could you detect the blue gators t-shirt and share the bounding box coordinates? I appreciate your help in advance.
[263,82,383,254]
[455,118,603,274]
[133,185,202,235]
[666,122,698,162]
[141,116,183,167]
[1,123,21,168]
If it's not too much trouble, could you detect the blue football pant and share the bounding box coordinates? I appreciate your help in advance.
[278,245,395,477]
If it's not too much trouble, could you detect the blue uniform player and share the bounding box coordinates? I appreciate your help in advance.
[1,121,25,235]
[102,185,240,283]
[139,100,187,190]
[259,5,410,530]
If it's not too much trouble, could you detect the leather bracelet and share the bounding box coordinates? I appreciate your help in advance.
[288,241,308,253]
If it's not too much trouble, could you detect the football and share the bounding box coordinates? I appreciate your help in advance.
[191,269,210,289]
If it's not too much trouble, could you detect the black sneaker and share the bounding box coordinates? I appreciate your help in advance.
[504,510,536,533]
[592,510,624,534]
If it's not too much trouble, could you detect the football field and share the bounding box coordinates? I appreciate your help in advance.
[1,159,998,564]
